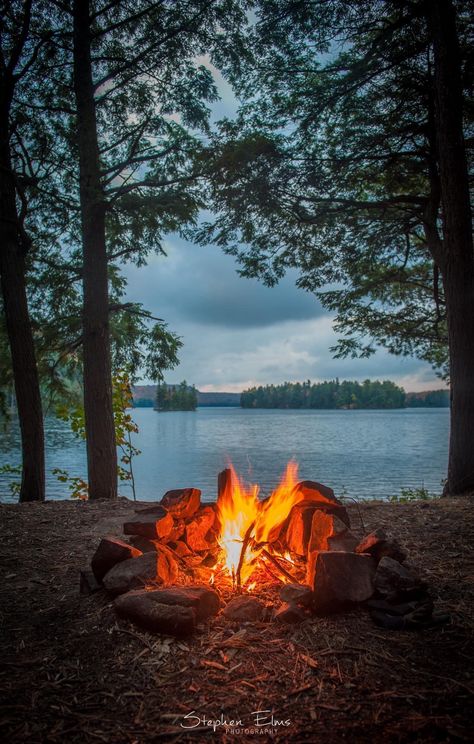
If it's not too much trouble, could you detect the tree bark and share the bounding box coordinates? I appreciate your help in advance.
[0,110,45,502]
[430,0,474,494]
[73,0,117,500]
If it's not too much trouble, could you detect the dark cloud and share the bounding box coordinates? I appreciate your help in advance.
[123,238,441,393]
[124,236,323,329]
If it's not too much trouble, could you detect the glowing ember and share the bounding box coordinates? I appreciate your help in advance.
[216,462,302,586]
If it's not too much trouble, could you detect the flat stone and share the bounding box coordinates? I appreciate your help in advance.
[139,585,220,621]
[91,536,142,582]
[80,569,102,595]
[370,606,449,631]
[123,510,174,540]
[374,556,424,598]
[115,591,196,636]
[367,596,433,617]
[279,583,313,608]
[161,488,201,519]
[102,549,177,596]
[274,602,307,624]
[223,596,265,622]
[185,506,215,552]
[308,551,376,614]
[356,530,407,563]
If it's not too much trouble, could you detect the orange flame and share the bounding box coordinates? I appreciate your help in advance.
[216,462,301,585]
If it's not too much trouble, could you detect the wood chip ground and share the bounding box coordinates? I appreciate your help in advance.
[0,496,473,743]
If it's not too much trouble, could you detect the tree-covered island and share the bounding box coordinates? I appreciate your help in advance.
[241,379,407,409]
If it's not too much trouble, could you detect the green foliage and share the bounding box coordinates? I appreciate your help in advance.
[0,464,21,498]
[156,381,198,411]
[55,371,142,499]
[112,371,141,500]
[389,486,436,503]
[406,390,450,408]
[51,469,88,500]
[241,379,406,409]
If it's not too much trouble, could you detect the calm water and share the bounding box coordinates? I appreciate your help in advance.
[0,407,449,503]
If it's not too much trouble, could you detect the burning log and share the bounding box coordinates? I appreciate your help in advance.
[261,549,298,583]
[235,520,256,590]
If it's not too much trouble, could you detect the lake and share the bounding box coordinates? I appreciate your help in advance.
[0,407,449,503]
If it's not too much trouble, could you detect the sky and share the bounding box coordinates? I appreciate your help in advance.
[124,235,443,393]
[123,58,443,394]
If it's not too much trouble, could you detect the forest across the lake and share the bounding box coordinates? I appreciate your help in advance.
[132,380,450,410]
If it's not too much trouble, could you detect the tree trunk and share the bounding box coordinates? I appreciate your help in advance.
[0,115,45,502]
[73,0,117,500]
[431,0,474,494]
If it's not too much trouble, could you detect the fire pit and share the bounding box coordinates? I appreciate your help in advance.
[83,464,446,635]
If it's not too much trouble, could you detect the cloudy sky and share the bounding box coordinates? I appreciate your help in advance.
[124,235,442,393]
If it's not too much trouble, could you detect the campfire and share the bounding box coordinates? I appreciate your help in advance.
[83,463,444,635]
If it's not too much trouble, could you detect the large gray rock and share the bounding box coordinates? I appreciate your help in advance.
[223,596,265,622]
[123,509,174,540]
[115,591,196,636]
[279,583,313,608]
[102,549,177,596]
[274,602,307,624]
[160,488,201,519]
[308,551,376,614]
[137,585,220,621]
[91,536,142,582]
[374,557,424,598]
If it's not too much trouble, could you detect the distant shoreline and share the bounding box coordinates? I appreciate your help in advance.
[133,403,450,411]
[133,384,449,410]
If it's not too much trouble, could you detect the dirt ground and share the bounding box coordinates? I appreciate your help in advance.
[0,496,473,743]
